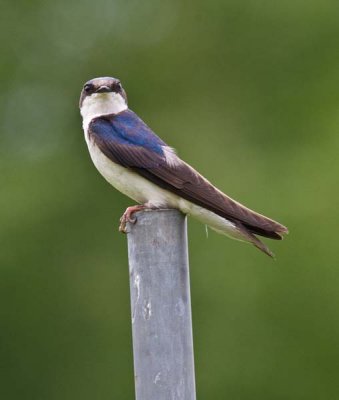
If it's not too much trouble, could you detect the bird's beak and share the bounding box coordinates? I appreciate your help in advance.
[96,85,112,93]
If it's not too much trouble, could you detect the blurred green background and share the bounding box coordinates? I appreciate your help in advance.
[1,0,339,399]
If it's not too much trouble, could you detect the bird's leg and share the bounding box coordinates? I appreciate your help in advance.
[119,205,149,233]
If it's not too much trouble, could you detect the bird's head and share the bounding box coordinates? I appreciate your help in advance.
[79,77,128,125]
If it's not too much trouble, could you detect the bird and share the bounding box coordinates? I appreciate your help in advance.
[79,76,288,257]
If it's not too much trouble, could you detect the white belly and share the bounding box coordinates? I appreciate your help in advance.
[85,134,240,240]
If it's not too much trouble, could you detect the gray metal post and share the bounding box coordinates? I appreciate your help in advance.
[127,209,196,400]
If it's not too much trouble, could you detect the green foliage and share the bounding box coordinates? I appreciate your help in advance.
[1,0,339,398]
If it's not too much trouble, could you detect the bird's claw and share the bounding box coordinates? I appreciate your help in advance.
[119,205,146,233]
[119,214,137,233]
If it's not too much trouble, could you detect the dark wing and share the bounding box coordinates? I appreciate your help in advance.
[89,111,288,239]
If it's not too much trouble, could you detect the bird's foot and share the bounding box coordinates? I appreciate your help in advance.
[119,205,148,233]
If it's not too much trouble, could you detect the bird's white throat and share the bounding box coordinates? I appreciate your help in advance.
[80,92,127,131]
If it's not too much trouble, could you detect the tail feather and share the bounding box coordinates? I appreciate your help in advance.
[236,223,275,258]
[250,234,275,258]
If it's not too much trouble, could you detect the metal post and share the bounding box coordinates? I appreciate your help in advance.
[127,209,196,400]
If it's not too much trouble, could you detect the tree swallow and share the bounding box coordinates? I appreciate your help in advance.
[79,77,288,257]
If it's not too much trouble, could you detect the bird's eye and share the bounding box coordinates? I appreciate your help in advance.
[114,81,122,91]
[84,84,93,93]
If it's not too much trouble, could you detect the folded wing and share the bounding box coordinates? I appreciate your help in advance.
[89,111,288,240]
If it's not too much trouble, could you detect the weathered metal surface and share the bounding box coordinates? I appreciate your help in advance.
[127,209,196,400]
